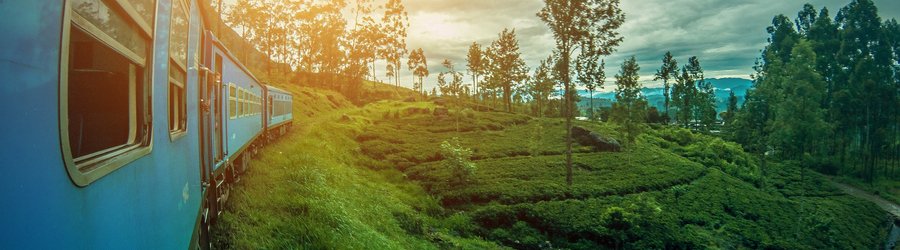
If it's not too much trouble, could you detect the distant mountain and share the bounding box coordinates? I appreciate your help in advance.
[574,78,753,116]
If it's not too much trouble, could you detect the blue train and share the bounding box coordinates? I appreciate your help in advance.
[0,0,293,248]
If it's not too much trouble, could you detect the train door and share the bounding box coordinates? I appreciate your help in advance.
[197,31,214,249]
[213,54,224,162]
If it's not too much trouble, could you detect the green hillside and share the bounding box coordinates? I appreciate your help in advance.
[211,86,890,249]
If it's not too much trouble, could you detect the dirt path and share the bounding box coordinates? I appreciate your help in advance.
[828,179,900,218]
[825,179,900,249]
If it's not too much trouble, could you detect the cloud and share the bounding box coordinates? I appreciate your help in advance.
[224,0,900,91]
[393,0,900,92]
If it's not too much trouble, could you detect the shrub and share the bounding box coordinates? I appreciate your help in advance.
[440,138,477,185]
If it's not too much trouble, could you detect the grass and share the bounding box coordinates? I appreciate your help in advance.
[211,87,504,249]
[212,87,891,249]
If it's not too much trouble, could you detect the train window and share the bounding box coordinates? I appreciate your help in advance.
[229,84,236,119]
[168,0,188,137]
[63,0,153,186]
[238,89,245,117]
[168,73,185,134]
[243,91,249,116]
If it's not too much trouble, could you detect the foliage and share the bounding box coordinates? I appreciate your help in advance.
[437,59,466,98]
[441,138,477,185]
[466,42,486,98]
[731,0,900,184]
[653,51,679,119]
[538,0,626,186]
[610,56,648,142]
[644,126,762,186]
[483,28,529,112]
[575,41,605,120]
[407,48,429,94]
[380,0,409,87]
[525,56,557,118]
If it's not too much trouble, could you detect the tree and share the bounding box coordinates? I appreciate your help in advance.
[528,56,557,117]
[689,58,716,131]
[538,0,625,186]
[653,51,678,122]
[437,59,464,97]
[576,40,605,120]
[347,0,385,84]
[671,64,696,127]
[722,90,738,125]
[466,42,485,98]
[610,56,647,142]
[795,3,818,36]
[769,40,830,160]
[407,48,429,94]
[671,56,714,131]
[380,0,408,87]
[484,28,529,112]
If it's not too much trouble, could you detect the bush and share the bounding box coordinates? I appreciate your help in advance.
[440,138,477,185]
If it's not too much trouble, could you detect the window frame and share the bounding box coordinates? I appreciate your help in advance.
[59,0,157,187]
[228,83,237,119]
[167,0,189,140]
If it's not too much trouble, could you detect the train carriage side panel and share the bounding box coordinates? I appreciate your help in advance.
[266,85,293,130]
[209,38,263,164]
[0,0,203,248]
[0,1,81,248]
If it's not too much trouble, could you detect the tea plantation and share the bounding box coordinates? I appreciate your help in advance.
[356,100,890,249]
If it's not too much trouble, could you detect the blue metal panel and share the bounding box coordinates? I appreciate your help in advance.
[214,46,263,162]
[0,0,202,248]
[0,2,82,249]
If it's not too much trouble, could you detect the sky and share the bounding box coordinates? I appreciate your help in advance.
[398,0,900,93]
[225,0,900,93]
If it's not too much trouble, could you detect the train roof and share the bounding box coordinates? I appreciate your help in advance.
[205,31,263,86]
[264,84,291,96]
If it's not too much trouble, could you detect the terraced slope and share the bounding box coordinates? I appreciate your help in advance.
[213,88,890,249]
[356,100,890,249]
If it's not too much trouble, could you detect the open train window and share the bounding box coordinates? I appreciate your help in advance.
[62,0,155,186]
[168,0,188,137]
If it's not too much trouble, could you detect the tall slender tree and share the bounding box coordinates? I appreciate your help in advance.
[576,40,605,120]
[610,56,646,142]
[485,28,528,113]
[653,51,678,122]
[769,40,830,159]
[723,90,738,125]
[407,48,429,94]
[466,42,485,99]
[529,56,556,117]
[538,0,625,186]
[380,0,409,87]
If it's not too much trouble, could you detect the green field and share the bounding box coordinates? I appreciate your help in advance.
[212,86,891,249]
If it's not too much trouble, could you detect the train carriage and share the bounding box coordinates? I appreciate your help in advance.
[0,0,294,248]
[265,85,293,141]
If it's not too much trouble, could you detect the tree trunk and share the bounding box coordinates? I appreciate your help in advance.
[504,85,512,113]
[589,89,594,120]
[562,50,573,187]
